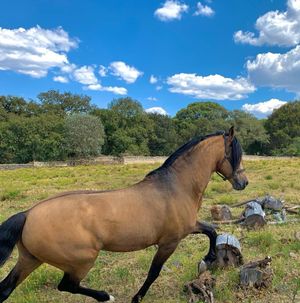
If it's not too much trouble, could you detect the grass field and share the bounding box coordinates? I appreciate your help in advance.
[0,159,299,303]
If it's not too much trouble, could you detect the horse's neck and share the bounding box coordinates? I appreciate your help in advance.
[171,136,224,205]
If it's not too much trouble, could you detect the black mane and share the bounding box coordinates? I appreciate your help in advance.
[231,137,243,172]
[146,131,225,177]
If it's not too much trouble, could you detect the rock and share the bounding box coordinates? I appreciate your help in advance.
[198,260,208,275]
[289,252,298,259]
[211,205,232,221]
[261,195,283,211]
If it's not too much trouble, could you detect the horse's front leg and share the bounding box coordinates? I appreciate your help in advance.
[131,242,179,303]
[191,221,218,264]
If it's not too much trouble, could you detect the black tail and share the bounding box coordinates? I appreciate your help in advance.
[0,212,26,267]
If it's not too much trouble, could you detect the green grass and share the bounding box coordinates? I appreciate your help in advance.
[0,159,300,303]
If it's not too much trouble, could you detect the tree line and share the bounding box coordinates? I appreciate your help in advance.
[0,90,299,163]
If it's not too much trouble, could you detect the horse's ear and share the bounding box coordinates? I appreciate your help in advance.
[228,126,235,143]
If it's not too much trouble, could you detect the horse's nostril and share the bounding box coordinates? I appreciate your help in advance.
[245,180,249,186]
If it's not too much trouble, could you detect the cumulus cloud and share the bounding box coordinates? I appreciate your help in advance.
[234,0,300,47]
[246,45,300,93]
[102,86,127,95]
[0,26,78,78]
[99,65,108,77]
[86,84,102,91]
[0,26,128,96]
[242,98,287,117]
[73,65,98,85]
[109,61,143,83]
[155,0,188,21]
[150,75,158,84]
[194,2,214,17]
[167,73,255,100]
[71,65,127,95]
[53,75,69,83]
[60,63,76,74]
[145,107,168,115]
[86,83,127,95]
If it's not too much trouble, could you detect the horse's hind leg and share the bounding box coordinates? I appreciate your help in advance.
[58,266,114,302]
[0,244,42,302]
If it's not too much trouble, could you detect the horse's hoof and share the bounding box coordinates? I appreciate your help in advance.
[198,260,207,274]
[109,295,115,302]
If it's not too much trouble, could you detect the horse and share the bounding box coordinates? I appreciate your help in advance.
[0,126,248,303]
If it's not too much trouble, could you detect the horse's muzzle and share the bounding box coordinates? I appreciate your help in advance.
[233,179,248,190]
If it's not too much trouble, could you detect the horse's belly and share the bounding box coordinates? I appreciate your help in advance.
[99,222,159,252]
[102,234,156,252]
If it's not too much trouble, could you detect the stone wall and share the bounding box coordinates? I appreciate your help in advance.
[0,156,166,170]
[123,156,167,164]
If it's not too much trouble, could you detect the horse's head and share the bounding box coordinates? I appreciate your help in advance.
[216,126,248,190]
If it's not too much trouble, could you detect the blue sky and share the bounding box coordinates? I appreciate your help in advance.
[0,0,299,117]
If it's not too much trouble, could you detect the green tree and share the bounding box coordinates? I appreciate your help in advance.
[93,98,153,156]
[174,102,230,144]
[265,101,300,154]
[0,96,41,120]
[38,90,93,116]
[228,110,269,154]
[147,113,178,156]
[280,137,300,156]
[0,115,65,163]
[64,114,105,158]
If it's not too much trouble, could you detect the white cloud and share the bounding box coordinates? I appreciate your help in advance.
[156,85,163,91]
[86,84,127,95]
[53,75,69,83]
[234,0,300,47]
[102,86,127,95]
[154,0,188,21]
[167,73,255,100]
[109,61,143,83]
[73,65,98,85]
[194,2,214,17]
[150,75,158,84]
[87,84,102,91]
[72,65,127,95]
[60,63,76,73]
[145,107,168,115]
[147,96,158,101]
[246,45,300,93]
[99,65,108,77]
[0,26,78,78]
[242,98,287,117]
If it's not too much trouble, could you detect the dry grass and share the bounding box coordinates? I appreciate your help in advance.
[0,159,299,303]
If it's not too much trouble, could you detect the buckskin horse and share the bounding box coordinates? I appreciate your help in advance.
[0,127,248,302]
